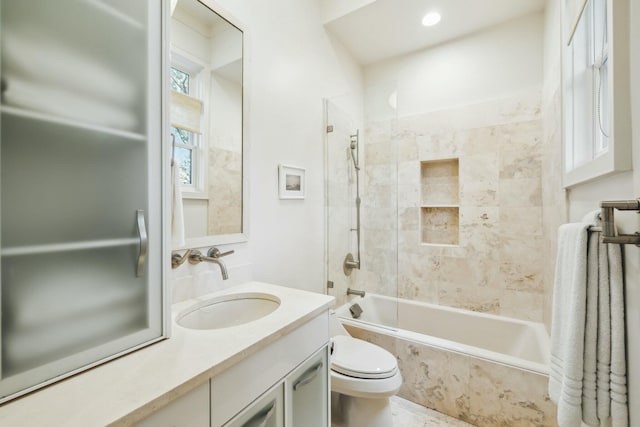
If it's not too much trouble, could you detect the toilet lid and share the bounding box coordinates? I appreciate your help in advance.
[331,335,398,379]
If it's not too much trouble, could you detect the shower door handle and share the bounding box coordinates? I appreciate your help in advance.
[136,210,148,277]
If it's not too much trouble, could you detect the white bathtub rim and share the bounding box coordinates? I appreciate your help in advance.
[339,316,550,376]
[353,293,548,331]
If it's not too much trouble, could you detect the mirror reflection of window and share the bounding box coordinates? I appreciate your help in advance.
[171,0,243,241]
[171,67,196,186]
[169,59,205,195]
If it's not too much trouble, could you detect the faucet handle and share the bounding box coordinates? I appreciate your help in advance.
[207,247,234,258]
[171,249,192,269]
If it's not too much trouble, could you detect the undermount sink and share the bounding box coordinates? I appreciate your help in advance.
[176,292,281,330]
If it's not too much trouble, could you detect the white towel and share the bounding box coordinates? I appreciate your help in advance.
[171,163,186,248]
[549,211,628,427]
[549,221,589,426]
[609,242,628,426]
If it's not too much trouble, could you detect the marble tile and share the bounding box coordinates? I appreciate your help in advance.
[354,86,551,325]
[398,270,438,302]
[396,341,471,421]
[499,178,542,207]
[365,141,394,166]
[461,126,500,155]
[499,148,542,180]
[422,183,460,206]
[390,396,476,427]
[459,153,499,207]
[421,207,460,245]
[397,133,419,162]
[499,289,544,322]
[399,207,420,231]
[467,359,557,427]
[343,325,558,427]
[362,184,395,208]
[399,185,421,208]
[437,283,501,314]
[499,236,545,293]
[459,207,501,259]
[499,206,543,237]
[365,164,396,187]
[398,160,421,185]
[422,159,459,178]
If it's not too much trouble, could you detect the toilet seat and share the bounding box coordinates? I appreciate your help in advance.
[331,335,398,379]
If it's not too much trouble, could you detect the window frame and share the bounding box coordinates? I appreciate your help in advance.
[562,0,631,188]
[170,52,209,199]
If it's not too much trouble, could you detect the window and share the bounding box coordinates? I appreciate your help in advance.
[171,67,197,187]
[170,63,206,195]
[562,0,631,187]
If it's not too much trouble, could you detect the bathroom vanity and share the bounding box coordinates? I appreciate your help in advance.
[0,282,334,426]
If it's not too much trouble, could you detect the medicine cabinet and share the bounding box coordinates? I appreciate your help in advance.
[562,0,631,187]
[0,0,167,402]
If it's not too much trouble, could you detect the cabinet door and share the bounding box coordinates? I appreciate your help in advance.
[286,346,329,427]
[224,383,284,427]
[137,382,210,427]
[0,0,166,402]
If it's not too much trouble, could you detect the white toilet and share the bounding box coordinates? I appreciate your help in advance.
[329,312,402,427]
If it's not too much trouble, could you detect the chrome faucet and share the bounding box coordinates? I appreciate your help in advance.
[188,247,234,280]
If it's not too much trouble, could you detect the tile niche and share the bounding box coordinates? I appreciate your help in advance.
[420,158,460,245]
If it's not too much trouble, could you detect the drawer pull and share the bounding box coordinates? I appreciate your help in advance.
[293,362,323,391]
[241,400,275,427]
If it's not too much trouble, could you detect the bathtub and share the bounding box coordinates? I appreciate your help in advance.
[335,293,558,427]
[335,293,550,374]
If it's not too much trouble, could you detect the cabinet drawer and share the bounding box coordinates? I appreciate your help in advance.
[210,312,328,426]
[136,382,209,427]
[286,346,328,427]
[223,383,284,427]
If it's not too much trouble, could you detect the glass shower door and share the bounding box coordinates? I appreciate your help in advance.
[324,98,399,329]
[0,0,165,402]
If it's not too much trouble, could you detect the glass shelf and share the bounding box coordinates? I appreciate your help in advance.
[0,105,146,142]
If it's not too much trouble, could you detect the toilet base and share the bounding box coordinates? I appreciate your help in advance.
[331,391,394,427]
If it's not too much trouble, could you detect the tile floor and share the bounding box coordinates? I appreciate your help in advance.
[390,397,475,426]
[332,396,475,427]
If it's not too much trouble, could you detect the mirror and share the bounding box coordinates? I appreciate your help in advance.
[170,0,244,248]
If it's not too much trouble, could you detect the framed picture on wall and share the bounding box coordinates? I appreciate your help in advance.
[278,164,306,199]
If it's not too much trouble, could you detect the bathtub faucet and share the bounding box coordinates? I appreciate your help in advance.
[347,288,365,298]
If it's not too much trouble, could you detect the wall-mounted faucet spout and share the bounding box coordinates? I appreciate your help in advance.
[347,288,366,298]
[188,247,234,280]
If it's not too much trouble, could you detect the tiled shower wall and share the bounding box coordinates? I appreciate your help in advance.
[361,89,547,322]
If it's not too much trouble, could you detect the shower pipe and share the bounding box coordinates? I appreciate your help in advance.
[344,130,361,276]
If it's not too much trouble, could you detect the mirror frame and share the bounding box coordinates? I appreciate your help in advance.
[172,0,249,249]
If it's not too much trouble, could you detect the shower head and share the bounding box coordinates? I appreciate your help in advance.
[349,131,360,170]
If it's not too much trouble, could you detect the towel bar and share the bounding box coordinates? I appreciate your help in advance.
[600,199,640,245]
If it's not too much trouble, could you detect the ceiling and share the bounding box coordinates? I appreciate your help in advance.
[324,0,546,65]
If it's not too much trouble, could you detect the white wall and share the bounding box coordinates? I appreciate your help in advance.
[365,12,544,118]
[171,0,364,299]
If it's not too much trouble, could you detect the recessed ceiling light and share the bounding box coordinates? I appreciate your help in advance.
[422,11,441,27]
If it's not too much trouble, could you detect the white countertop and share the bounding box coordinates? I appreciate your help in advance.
[0,282,334,426]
